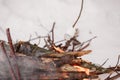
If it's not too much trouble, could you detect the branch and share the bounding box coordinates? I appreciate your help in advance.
[6,28,21,80]
[78,36,97,51]
[107,74,120,80]
[72,0,84,28]
[51,22,55,44]
[0,41,17,80]
[6,28,15,55]
[28,36,48,42]
[105,55,120,80]
[100,58,109,67]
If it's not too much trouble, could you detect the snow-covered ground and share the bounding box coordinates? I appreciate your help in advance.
[0,0,120,68]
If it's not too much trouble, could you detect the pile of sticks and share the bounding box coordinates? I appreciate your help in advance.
[0,27,119,80]
[0,28,96,80]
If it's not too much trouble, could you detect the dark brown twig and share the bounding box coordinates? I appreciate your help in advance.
[81,36,97,47]
[100,58,109,68]
[72,0,84,28]
[96,59,109,71]
[0,41,16,80]
[6,28,21,80]
[43,38,50,49]
[62,37,74,51]
[107,74,120,80]
[78,42,90,51]
[6,28,15,55]
[35,32,41,45]
[78,36,97,51]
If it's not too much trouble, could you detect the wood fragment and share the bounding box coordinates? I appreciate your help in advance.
[53,45,64,53]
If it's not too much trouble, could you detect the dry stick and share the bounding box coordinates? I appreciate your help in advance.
[35,32,41,45]
[55,39,65,44]
[96,58,109,71]
[51,22,55,44]
[28,36,48,42]
[47,34,52,47]
[105,55,120,80]
[78,42,90,51]
[72,0,84,28]
[78,36,97,51]
[63,38,73,51]
[45,34,55,50]
[100,58,109,68]
[6,28,15,55]
[6,28,21,80]
[81,36,97,46]
[43,38,49,48]
[107,74,120,80]
[0,42,17,80]
[48,23,60,52]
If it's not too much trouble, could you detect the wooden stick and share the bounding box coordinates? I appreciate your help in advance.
[6,28,21,80]
[72,0,84,28]
[51,22,55,44]
[107,74,120,80]
[6,28,15,55]
[105,55,120,80]
[78,36,97,51]
[0,41,17,80]
[28,36,48,42]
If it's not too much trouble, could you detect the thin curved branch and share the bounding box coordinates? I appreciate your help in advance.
[72,0,84,28]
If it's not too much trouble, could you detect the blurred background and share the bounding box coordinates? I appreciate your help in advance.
[0,0,120,67]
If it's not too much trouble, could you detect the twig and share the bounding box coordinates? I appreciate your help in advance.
[47,34,53,47]
[0,41,17,80]
[115,55,120,68]
[107,74,120,80]
[43,39,50,48]
[28,36,48,42]
[6,28,21,80]
[6,28,15,55]
[62,37,74,51]
[28,34,32,42]
[35,32,41,45]
[51,22,55,44]
[71,38,81,51]
[96,59,109,72]
[105,55,120,80]
[72,0,84,28]
[55,39,65,44]
[81,36,97,46]
[78,36,97,51]
[100,58,109,67]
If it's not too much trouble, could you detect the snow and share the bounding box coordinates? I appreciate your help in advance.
[0,0,120,68]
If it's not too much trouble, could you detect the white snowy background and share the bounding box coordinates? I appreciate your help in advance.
[0,0,120,68]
